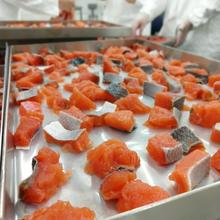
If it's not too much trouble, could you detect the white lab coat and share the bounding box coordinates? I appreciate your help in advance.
[140,0,220,60]
[103,0,151,35]
[0,0,59,20]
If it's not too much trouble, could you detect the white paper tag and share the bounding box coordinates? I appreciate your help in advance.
[58,111,82,130]
[44,121,84,141]
[16,88,38,102]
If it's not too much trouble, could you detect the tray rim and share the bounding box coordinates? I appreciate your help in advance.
[1,38,220,220]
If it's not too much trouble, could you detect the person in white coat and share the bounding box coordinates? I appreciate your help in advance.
[103,0,151,36]
[0,0,59,20]
[132,0,220,60]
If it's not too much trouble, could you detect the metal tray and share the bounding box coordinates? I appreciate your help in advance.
[0,20,131,43]
[1,39,220,220]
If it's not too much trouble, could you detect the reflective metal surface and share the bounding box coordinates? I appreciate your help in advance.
[1,39,220,220]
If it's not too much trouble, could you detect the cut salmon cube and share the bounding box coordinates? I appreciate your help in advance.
[147,133,183,165]
[19,147,71,204]
[167,65,186,77]
[72,69,99,84]
[85,139,140,178]
[46,95,69,114]
[123,77,143,95]
[209,74,220,87]
[104,110,135,132]
[115,94,150,114]
[13,116,41,147]
[145,106,178,129]
[180,74,198,84]
[19,101,44,122]
[213,81,220,94]
[44,129,92,153]
[116,180,170,212]
[100,170,136,201]
[169,150,210,193]
[189,101,220,128]
[152,70,168,89]
[128,67,148,85]
[210,123,220,144]
[103,57,120,74]
[23,200,95,220]
[69,87,96,110]
[62,106,94,132]
[210,149,220,172]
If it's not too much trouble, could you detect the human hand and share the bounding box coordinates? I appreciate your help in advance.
[174,21,193,47]
[132,12,150,36]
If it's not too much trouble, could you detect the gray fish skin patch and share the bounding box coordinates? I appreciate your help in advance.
[16,88,38,102]
[106,83,128,99]
[103,73,124,84]
[185,68,208,84]
[140,65,153,75]
[171,126,202,154]
[188,154,210,190]
[143,82,164,98]
[172,95,185,111]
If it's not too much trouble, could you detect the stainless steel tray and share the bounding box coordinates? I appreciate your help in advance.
[0,20,132,42]
[1,39,220,220]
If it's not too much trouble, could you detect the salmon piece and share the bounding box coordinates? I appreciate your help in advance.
[124,77,143,95]
[62,106,94,132]
[104,110,135,132]
[123,60,136,72]
[170,59,182,67]
[128,67,148,85]
[72,69,99,84]
[11,65,32,81]
[46,95,69,114]
[210,123,220,144]
[100,170,136,201]
[19,147,71,204]
[90,115,105,127]
[115,94,150,114]
[69,87,96,110]
[103,57,120,74]
[19,101,44,122]
[44,54,67,69]
[167,65,186,77]
[213,81,220,94]
[14,116,41,147]
[39,86,60,97]
[180,74,198,84]
[73,80,114,102]
[44,129,92,153]
[152,70,168,89]
[85,139,140,178]
[145,106,178,129]
[116,180,170,212]
[189,101,220,128]
[151,57,165,69]
[154,92,184,110]
[169,150,210,193]
[147,133,183,165]
[209,74,220,87]
[16,71,43,89]
[183,82,214,101]
[48,71,64,83]
[210,149,220,172]
[23,200,95,220]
